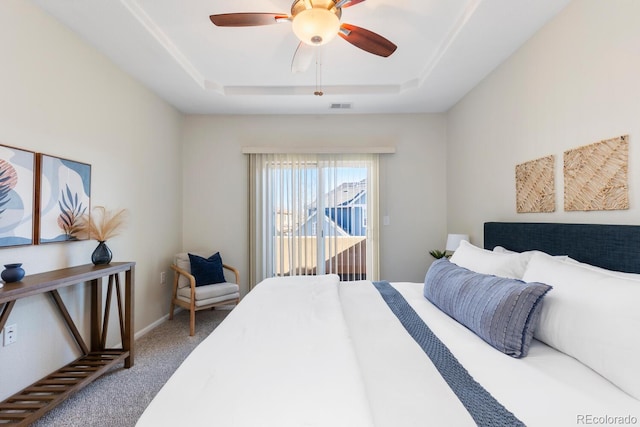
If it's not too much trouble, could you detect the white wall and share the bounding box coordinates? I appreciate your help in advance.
[181,114,448,292]
[0,1,447,403]
[447,0,640,244]
[8,0,636,406]
[0,1,183,400]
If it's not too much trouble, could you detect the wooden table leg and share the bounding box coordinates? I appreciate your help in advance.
[90,278,102,351]
[0,301,16,331]
[124,266,135,368]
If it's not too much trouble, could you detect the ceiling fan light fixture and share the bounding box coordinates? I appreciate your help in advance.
[292,8,340,46]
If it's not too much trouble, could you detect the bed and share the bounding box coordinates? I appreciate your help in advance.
[137,222,640,426]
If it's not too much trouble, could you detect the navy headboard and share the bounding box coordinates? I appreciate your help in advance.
[484,222,640,274]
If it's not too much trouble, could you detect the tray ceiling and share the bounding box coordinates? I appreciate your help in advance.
[31,0,571,114]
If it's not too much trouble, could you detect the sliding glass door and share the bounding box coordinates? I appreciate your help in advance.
[249,153,379,286]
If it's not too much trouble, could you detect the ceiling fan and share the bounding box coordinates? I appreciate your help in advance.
[210,0,397,73]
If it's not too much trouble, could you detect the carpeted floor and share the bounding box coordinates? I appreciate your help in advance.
[31,308,230,427]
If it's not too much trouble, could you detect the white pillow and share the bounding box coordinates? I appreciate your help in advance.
[449,240,532,279]
[564,257,640,281]
[522,252,640,400]
[492,245,517,254]
[493,245,570,262]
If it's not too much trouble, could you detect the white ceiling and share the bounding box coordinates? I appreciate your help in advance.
[31,0,571,115]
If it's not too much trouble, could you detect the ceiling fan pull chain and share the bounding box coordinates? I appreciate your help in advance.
[314,48,324,96]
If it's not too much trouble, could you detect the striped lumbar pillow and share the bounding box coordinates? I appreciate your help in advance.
[424,258,552,358]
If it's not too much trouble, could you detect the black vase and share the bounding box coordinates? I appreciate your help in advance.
[91,241,113,265]
[2,263,26,283]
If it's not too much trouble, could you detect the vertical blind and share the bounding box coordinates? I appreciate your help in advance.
[249,153,380,287]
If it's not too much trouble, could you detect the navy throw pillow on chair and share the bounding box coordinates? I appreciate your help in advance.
[188,252,226,286]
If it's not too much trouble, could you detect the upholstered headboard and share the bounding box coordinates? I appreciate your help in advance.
[484,222,640,274]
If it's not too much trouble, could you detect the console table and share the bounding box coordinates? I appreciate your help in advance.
[0,262,135,425]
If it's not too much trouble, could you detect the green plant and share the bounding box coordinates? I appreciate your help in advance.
[429,249,449,259]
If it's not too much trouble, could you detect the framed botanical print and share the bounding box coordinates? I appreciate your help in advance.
[0,144,36,247]
[37,154,91,243]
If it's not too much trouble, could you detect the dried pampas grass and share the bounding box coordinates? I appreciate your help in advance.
[77,206,128,242]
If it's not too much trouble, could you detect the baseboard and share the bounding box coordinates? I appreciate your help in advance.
[130,306,231,342]
[133,310,180,341]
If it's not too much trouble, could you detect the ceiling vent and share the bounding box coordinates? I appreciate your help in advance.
[330,103,353,110]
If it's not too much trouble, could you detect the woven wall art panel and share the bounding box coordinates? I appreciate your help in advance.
[564,135,629,211]
[515,155,555,213]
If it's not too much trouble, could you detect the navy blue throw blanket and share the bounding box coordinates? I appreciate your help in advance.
[372,281,525,427]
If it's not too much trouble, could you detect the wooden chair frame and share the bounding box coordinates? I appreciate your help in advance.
[169,263,240,336]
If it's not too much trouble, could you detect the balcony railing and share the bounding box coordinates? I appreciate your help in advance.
[274,236,366,281]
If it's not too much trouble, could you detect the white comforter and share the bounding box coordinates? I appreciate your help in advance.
[137,275,640,427]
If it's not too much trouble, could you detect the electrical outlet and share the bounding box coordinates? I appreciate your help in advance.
[160,271,166,285]
[4,323,17,346]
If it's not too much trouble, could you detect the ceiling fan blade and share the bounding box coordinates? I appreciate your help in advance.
[210,13,288,27]
[337,0,366,8]
[291,42,315,73]
[339,23,397,57]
